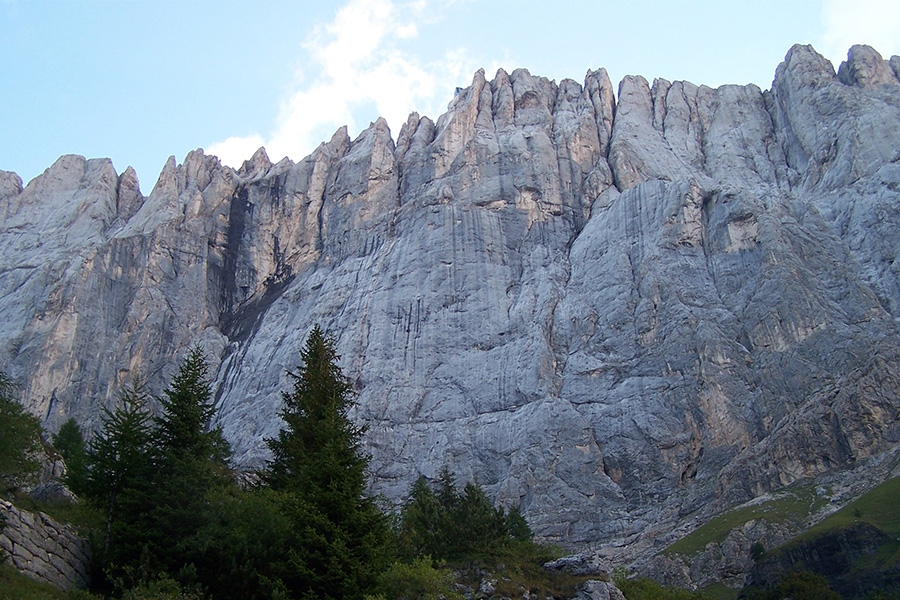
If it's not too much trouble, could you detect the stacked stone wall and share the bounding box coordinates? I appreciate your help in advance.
[0,499,90,589]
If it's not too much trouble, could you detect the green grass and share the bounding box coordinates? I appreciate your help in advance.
[800,476,900,540]
[614,576,705,600]
[665,483,829,557]
[666,476,900,560]
[698,582,741,600]
[768,476,900,574]
[853,539,900,574]
[0,562,67,600]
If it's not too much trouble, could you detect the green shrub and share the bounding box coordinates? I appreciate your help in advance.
[750,542,766,562]
[372,557,462,600]
[117,575,204,600]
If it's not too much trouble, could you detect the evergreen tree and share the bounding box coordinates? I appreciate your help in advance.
[83,380,157,570]
[185,486,293,600]
[398,467,534,562]
[155,347,229,464]
[85,351,234,587]
[148,347,232,581]
[265,326,362,497]
[265,325,392,600]
[0,371,42,494]
[398,476,450,560]
[53,417,88,496]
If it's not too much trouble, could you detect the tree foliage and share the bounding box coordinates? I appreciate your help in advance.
[83,380,157,571]
[370,557,463,600]
[13,331,550,598]
[265,325,392,600]
[181,486,293,600]
[154,348,228,464]
[265,326,363,498]
[0,371,42,493]
[147,348,233,582]
[53,417,88,497]
[398,467,533,562]
[82,350,238,590]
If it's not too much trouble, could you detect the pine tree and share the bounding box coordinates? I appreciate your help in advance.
[83,380,157,569]
[148,347,232,580]
[155,347,229,464]
[397,476,448,560]
[265,325,391,600]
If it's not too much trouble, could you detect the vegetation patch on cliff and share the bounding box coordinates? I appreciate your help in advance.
[664,483,829,557]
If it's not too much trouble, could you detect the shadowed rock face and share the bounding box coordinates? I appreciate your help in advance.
[2,44,900,556]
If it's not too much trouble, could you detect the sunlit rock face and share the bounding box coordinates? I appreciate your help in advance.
[2,44,900,556]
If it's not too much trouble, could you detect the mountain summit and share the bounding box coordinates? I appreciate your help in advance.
[2,44,900,560]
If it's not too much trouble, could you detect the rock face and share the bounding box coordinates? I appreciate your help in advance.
[2,44,900,558]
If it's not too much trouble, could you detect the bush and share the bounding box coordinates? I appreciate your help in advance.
[371,557,462,600]
[750,541,766,562]
[117,575,203,600]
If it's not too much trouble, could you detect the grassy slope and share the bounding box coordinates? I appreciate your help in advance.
[801,476,900,539]
[778,476,900,573]
[661,476,900,597]
[664,482,829,557]
[0,563,67,600]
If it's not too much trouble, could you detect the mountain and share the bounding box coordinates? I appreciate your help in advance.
[2,43,900,563]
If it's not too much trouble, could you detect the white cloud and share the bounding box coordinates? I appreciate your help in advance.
[207,0,476,169]
[206,134,266,170]
[819,0,900,67]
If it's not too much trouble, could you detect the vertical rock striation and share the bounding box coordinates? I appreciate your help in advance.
[1,44,900,558]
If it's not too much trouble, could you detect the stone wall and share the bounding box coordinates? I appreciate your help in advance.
[0,499,90,590]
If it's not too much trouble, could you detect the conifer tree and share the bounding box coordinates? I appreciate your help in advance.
[149,347,232,579]
[265,325,391,600]
[84,380,157,568]
[155,347,229,464]
[399,467,534,562]
[53,417,88,496]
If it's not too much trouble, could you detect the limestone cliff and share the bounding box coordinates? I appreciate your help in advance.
[2,44,900,559]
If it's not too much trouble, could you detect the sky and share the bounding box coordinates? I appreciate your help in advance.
[2,0,899,192]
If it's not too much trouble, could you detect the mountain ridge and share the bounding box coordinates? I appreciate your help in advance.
[2,43,900,566]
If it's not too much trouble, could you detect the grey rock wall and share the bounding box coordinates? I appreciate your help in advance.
[1,43,900,559]
[0,499,90,589]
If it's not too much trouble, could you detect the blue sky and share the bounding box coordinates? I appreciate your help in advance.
[2,0,898,191]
